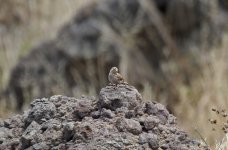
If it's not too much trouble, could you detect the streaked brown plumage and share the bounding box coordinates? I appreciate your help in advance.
[108,67,124,85]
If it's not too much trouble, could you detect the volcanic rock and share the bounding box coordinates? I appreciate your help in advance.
[0,84,208,149]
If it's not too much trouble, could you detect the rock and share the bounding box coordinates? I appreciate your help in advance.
[0,138,20,150]
[0,127,13,142]
[139,133,148,144]
[176,131,188,141]
[99,85,142,110]
[32,142,49,150]
[91,110,100,119]
[3,115,23,129]
[145,102,169,124]
[147,133,159,150]
[25,98,56,125]
[0,84,208,149]
[143,116,160,130]
[20,121,42,149]
[100,108,115,119]
[73,99,94,120]
[116,118,142,135]
[62,122,75,142]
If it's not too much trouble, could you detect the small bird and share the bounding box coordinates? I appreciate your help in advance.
[108,67,124,86]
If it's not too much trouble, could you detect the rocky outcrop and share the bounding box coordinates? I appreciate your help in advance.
[0,84,208,149]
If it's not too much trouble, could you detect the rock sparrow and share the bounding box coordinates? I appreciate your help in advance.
[108,67,124,85]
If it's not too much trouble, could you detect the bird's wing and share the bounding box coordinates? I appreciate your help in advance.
[116,73,124,81]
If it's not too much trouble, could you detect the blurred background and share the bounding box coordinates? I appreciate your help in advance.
[0,0,228,148]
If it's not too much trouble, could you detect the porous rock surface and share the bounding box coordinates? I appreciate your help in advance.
[0,84,208,149]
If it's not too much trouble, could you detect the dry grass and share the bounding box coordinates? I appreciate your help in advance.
[172,34,228,148]
[0,0,97,118]
[0,0,97,88]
